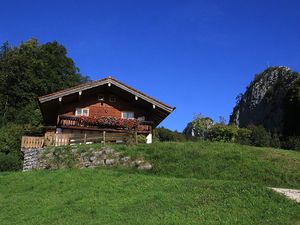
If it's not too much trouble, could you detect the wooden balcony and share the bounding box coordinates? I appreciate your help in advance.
[57,115,152,133]
[21,116,153,149]
[21,131,136,149]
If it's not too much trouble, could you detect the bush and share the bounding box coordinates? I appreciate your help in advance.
[0,124,25,171]
[207,125,238,142]
[137,135,147,144]
[154,127,186,142]
[247,125,271,147]
[281,136,300,151]
[0,153,22,171]
[236,128,252,145]
[125,130,138,146]
[0,123,43,171]
[270,133,281,148]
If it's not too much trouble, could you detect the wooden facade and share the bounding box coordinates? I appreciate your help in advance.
[22,76,175,148]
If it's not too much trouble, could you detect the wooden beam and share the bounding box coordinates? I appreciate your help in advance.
[78,91,82,101]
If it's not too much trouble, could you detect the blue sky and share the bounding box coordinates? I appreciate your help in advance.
[1,0,300,131]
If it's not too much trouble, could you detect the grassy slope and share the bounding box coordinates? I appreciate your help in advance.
[0,141,299,225]
[0,169,299,225]
[114,141,300,188]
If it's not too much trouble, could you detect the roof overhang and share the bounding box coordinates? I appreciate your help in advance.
[39,77,174,113]
[38,77,175,127]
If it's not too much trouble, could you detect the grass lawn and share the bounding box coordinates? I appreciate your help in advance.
[0,169,299,225]
[0,141,300,224]
[113,141,300,188]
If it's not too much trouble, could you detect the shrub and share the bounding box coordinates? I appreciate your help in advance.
[270,133,281,148]
[0,124,44,171]
[0,124,25,171]
[247,125,271,147]
[0,153,22,171]
[236,128,252,145]
[137,135,147,144]
[125,130,138,146]
[281,136,300,151]
[154,127,186,142]
[207,125,238,142]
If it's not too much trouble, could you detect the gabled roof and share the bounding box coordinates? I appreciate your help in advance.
[38,76,175,113]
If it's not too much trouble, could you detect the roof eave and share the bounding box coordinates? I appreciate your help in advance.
[38,77,175,113]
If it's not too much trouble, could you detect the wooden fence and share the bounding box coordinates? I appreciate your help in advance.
[21,136,44,148]
[45,133,70,146]
[21,131,136,149]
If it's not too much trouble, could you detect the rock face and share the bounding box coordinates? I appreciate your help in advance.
[230,66,299,133]
[22,146,152,172]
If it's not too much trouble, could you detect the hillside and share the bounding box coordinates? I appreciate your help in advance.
[114,141,300,188]
[0,169,299,225]
[0,141,300,225]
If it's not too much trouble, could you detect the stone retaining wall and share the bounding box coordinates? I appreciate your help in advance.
[21,148,44,171]
[21,146,152,171]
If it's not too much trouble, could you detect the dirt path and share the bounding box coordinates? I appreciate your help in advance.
[271,188,300,203]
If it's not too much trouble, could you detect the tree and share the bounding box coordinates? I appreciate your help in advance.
[217,116,226,125]
[183,114,214,138]
[154,127,186,142]
[0,39,88,171]
[0,38,88,126]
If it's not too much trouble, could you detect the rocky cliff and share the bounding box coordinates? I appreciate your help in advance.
[230,66,299,133]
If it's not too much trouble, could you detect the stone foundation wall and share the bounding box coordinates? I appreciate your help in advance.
[21,146,152,171]
[21,148,44,171]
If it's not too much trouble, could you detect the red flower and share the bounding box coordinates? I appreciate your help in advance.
[77,116,139,129]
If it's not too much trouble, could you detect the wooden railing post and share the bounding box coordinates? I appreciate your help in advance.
[135,131,138,144]
[103,131,106,145]
[84,133,87,144]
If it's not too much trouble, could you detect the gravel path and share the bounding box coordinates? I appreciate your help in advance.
[271,188,300,203]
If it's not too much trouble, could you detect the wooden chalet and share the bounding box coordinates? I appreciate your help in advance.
[21,76,175,148]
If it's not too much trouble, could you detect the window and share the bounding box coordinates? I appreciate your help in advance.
[109,96,116,102]
[75,108,89,116]
[122,111,134,119]
[138,116,145,121]
[98,94,104,101]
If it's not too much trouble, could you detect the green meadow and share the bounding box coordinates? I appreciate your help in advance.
[0,141,299,225]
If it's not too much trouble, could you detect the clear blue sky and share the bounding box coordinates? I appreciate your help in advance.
[1,0,300,131]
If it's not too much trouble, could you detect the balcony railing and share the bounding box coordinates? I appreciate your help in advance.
[21,136,44,148]
[21,116,153,149]
[21,129,145,149]
[57,115,152,133]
